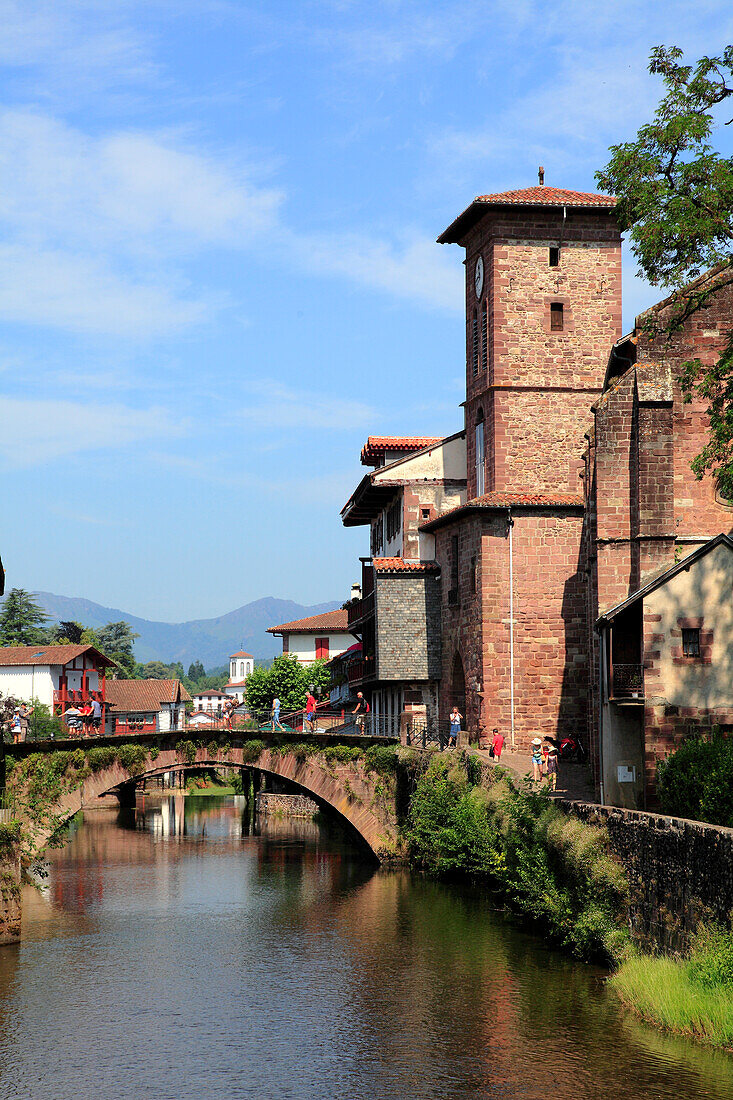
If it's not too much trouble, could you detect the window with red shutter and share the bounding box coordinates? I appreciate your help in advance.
[315,637,329,660]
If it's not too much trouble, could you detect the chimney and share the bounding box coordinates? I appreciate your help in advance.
[538,166,545,186]
[350,582,361,601]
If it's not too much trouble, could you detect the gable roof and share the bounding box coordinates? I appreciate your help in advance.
[0,644,116,668]
[438,186,616,244]
[597,534,733,626]
[192,688,229,698]
[105,678,191,712]
[229,650,253,658]
[267,608,348,635]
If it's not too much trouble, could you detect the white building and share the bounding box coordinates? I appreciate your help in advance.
[224,650,254,703]
[0,644,115,714]
[191,688,230,713]
[266,609,354,665]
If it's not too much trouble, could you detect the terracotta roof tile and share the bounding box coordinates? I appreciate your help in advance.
[0,644,116,668]
[420,490,584,530]
[105,679,191,712]
[474,186,616,208]
[229,650,253,658]
[373,557,441,574]
[267,608,348,634]
[360,436,443,466]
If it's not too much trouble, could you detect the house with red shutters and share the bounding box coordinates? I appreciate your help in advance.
[266,608,353,666]
[104,678,191,735]
[339,173,733,807]
[0,644,115,718]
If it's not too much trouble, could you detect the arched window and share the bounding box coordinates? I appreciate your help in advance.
[475,407,485,497]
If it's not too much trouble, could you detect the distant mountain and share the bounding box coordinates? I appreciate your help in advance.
[33,593,341,668]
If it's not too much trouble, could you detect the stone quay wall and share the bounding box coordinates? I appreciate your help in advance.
[0,855,21,945]
[564,800,733,953]
[256,792,318,819]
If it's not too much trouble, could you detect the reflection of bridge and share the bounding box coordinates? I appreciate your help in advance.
[4,730,402,862]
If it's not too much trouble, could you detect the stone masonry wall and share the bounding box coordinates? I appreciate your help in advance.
[256,792,318,818]
[565,799,733,953]
[375,573,441,682]
[0,855,21,945]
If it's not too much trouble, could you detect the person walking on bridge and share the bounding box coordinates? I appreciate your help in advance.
[352,692,368,734]
[305,691,317,734]
[271,696,285,732]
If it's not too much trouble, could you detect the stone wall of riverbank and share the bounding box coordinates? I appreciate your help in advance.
[563,801,733,953]
[256,792,319,819]
[0,856,21,945]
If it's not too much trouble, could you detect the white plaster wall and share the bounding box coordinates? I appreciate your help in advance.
[0,667,55,706]
[284,633,355,664]
[646,542,733,709]
[374,433,466,485]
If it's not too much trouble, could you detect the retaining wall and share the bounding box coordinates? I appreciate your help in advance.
[0,856,21,945]
[256,792,318,818]
[564,800,733,953]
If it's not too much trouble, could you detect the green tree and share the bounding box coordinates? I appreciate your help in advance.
[95,621,139,678]
[597,44,733,497]
[244,655,331,715]
[188,660,205,682]
[54,620,85,644]
[0,589,49,646]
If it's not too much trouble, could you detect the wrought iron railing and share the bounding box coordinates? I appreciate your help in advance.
[611,663,644,699]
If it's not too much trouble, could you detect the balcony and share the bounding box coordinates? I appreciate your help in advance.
[610,663,644,702]
[348,590,375,630]
[347,658,376,686]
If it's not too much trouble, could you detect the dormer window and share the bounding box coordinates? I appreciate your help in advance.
[550,302,564,331]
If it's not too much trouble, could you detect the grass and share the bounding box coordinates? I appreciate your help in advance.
[186,785,237,797]
[611,924,733,1050]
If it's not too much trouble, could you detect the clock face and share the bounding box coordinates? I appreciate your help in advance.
[474,255,484,299]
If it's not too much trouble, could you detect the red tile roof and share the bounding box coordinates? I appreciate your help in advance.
[474,186,615,208]
[192,688,229,697]
[360,436,443,466]
[267,608,348,634]
[420,491,585,531]
[225,680,248,688]
[0,644,116,668]
[438,185,616,243]
[229,650,253,658]
[373,557,441,574]
[105,678,191,712]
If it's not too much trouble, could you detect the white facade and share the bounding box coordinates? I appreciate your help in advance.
[0,659,101,708]
[192,690,229,713]
[225,652,254,702]
[283,632,354,665]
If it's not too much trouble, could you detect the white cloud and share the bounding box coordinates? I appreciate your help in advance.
[0,396,186,466]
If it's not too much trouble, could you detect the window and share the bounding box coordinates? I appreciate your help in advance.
[315,637,329,660]
[386,499,401,542]
[470,556,476,594]
[371,517,384,556]
[682,628,701,657]
[421,508,430,521]
[481,301,488,372]
[475,409,485,497]
[283,635,289,653]
[549,246,559,267]
[550,302,564,331]
[472,309,479,376]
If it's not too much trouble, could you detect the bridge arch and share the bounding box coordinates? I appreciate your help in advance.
[19,744,399,862]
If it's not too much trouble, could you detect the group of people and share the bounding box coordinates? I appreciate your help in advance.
[446,710,506,758]
[530,736,559,790]
[63,698,103,736]
[269,690,321,733]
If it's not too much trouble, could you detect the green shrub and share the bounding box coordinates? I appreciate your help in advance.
[324,744,361,765]
[364,745,398,775]
[657,730,733,825]
[687,924,733,989]
[177,740,198,764]
[404,753,628,962]
[241,739,265,764]
[117,744,147,774]
[86,746,117,773]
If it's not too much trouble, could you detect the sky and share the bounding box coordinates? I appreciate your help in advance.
[1,0,732,622]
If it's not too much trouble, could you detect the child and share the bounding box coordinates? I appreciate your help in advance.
[530,737,543,782]
[546,748,558,792]
[491,728,504,760]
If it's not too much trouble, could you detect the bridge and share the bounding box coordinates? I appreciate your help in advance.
[2,728,406,863]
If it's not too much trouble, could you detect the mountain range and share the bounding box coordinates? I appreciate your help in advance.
[33,592,340,669]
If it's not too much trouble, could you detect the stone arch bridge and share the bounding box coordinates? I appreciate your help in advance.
[3,732,404,862]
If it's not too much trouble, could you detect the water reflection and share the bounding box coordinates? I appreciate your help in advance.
[0,797,731,1100]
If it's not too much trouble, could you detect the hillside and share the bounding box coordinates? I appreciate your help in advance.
[33,592,340,668]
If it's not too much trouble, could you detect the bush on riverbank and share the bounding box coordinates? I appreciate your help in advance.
[612,924,733,1049]
[657,730,733,826]
[404,754,629,962]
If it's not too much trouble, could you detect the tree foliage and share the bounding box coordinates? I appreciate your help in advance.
[597,44,733,497]
[0,589,49,646]
[94,621,139,677]
[244,655,330,714]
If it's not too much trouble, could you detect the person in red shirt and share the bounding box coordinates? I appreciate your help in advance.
[491,728,504,760]
[305,691,317,733]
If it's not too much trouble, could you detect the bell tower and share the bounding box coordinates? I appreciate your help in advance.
[438,175,622,497]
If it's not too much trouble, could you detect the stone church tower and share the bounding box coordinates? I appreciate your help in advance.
[437,178,622,497]
[423,178,622,750]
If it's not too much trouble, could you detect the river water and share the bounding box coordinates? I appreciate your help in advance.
[0,794,732,1100]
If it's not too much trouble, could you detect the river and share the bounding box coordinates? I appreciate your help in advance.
[0,794,732,1100]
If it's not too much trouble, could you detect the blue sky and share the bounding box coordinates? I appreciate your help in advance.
[1,0,732,621]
